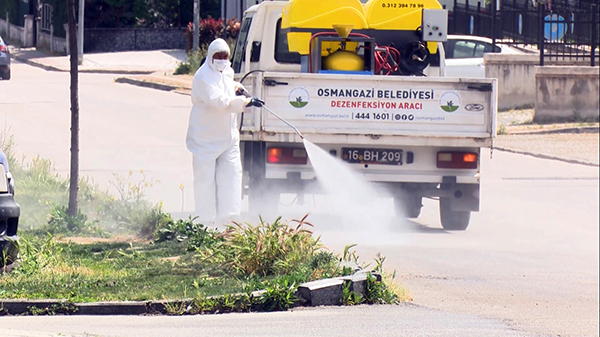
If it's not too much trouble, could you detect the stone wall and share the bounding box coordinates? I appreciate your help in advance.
[37,30,67,55]
[485,54,539,111]
[484,53,599,111]
[84,28,187,53]
[535,66,600,123]
[0,18,24,45]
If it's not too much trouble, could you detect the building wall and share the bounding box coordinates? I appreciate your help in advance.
[84,28,187,53]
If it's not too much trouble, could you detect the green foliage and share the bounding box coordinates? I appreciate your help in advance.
[497,123,507,135]
[364,272,396,304]
[0,233,230,302]
[40,204,107,237]
[204,215,322,277]
[1,230,405,308]
[0,0,18,26]
[84,0,149,29]
[154,216,222,251]
[342,280,363,305]
[184,18,241,53]
[174,45,208,75]
[260,276,298,311]
[11,234,63,277]
[0,129,17,171]
[95,170,162,235]
[24,302,79,316]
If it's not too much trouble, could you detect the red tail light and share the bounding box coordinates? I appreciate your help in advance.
[436,151,478,169]
[267,147,308,164]
[0,45,7,52]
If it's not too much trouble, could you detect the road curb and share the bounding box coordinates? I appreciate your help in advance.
[0,273,381,316]
[114,77,179,91]
[11,54,63,72]
[505,126,599,135]
[494,146,599,167]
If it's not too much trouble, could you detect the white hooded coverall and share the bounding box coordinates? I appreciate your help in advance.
[186,38,248,223]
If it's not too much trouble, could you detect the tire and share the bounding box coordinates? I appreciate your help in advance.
[394,193,422,218]
[439,197,471,230]
[1,70,10,80]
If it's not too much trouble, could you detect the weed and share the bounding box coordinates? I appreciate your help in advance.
[342,281,363,305]
[497,123,507,135]
[174,45,209,75]
[260,276,298,312]
[25,302,79,316]
[154,216,221,252]
[163,300,192,315]
[39,204,108,237]
[207,214,322,276]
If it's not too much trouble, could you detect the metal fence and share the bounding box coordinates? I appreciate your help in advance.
[451,0,599,66]
[40,3,53,33]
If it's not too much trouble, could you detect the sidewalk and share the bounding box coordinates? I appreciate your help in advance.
[10,47,599,166]
[10,47,187,74]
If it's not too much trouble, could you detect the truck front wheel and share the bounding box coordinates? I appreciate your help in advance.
[439,197,471,230]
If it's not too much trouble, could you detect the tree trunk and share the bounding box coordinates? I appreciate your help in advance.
[67,0,80,217]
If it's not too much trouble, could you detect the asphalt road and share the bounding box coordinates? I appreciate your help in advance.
[0,305,531,337]
[1,60,598,337]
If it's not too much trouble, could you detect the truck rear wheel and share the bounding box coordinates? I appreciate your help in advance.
[439,197,471,230]
[394,194,422,218]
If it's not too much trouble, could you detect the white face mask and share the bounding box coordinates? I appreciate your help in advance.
[213,59,230,72]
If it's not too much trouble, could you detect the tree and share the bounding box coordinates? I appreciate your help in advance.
[66,0,80,217]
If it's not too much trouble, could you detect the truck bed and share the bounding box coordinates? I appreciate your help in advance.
[240,71,497,146]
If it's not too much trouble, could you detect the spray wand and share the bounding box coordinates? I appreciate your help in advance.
[261,105,304,139]
[237,88,304,139]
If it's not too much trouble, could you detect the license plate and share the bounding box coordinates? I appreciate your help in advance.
[342,148,403,165]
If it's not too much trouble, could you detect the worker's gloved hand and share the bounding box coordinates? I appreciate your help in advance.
[246,97,265,108]
[236,87,250,97]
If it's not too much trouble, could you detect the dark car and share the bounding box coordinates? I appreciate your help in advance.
[0,149,19,268]
[0,35,11,80]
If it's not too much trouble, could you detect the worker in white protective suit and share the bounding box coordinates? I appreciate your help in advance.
[186,38,264,224]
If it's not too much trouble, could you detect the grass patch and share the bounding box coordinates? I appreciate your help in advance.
[0,132,407,312]
[1,222,406,310]
[1,233,243,302]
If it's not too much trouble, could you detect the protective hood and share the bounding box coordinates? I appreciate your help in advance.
[204,38,233,77]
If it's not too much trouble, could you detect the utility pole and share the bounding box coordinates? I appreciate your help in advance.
[77,0,84,65]
[66,0,81,218]
[193,0,199,52]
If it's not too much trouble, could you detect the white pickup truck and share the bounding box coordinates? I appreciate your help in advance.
[232,0,497,230]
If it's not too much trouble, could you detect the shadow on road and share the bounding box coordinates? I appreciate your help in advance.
[406,220,449,234]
